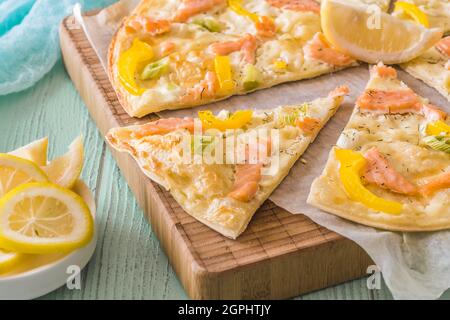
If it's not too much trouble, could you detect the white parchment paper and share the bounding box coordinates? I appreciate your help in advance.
[73,1,450,299]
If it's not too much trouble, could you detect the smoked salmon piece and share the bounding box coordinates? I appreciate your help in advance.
[357,89,447,120]
[436,36,450,58]
[356,89,420,114]
[210,34,257,64]
[296,117,320,135]
[266,0,320,13]
[304,33,355,67]
[160,41,176,56]
[174,0,225,22]
[255,16,276,38]
[125,16,171,35]
[371,63,397,78]
[420,172,450,197]
[328,85,350,98]
[363,147,417,195]
[132,117,195,138]
[229,138,272,202]
[228,163,262,202]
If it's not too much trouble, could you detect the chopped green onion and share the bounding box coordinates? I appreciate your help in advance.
[192,17,223,32]
[282,103,309,126]
[423,135,450,153]
[166,82,178,91]
[140,57,170,80]
[242,64,263,91]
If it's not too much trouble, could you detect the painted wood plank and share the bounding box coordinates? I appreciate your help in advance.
[298,278,372,300]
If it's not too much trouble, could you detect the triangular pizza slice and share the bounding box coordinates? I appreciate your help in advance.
[108,0,357,117]
[107,86,348,238]
[308,63,450,231]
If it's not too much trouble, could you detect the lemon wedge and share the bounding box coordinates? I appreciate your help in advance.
[0,249,22,274]
[0,182,93,254]
[394,1,429,28]
[321,0,443,64]
[8,137,48,166]
[0,154,48,197]
[43,136,84,189]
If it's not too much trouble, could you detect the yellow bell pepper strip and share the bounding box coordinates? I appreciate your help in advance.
[214,55,235,95]
[228,0,275,36]
[118,38,154,96]
[394,1,429,28]
[273,59,287,71]
[198,110,253,131]
[335,149,403,215]
[426,120,450,136]
[228,0,260,23]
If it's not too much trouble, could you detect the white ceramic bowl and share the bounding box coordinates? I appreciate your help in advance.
[0,180,97,300]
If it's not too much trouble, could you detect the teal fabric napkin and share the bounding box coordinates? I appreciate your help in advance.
[0,0,116,96]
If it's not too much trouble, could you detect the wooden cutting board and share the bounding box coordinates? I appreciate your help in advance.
[59,13,373,300]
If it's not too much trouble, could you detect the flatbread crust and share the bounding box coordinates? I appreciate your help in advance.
[401,46,450,103]
[108,0,356,117]
[308,65,450,232]
[106,89,347,238]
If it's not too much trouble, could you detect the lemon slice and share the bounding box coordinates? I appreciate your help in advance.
[0,154,48,197]
[8,137,48,167]
[321,0,443,64]
[0,249,22,274]
[43,136,84,189]
[0,182,93,254]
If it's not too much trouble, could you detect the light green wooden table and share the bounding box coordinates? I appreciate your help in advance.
[0,60,448,300]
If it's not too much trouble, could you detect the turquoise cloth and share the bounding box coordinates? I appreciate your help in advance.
[0,0,116,95]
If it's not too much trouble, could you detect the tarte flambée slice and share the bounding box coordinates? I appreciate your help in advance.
[308,63,450,232]
[106,86,348,238]
[401,36,450,102]
[108,0,356,117]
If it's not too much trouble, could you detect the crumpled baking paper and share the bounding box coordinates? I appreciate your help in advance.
[76,0,450,299]
[0,0,116,96]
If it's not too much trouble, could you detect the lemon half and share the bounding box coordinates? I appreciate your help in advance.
[321,0,443,64]
[0,182,93,254]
